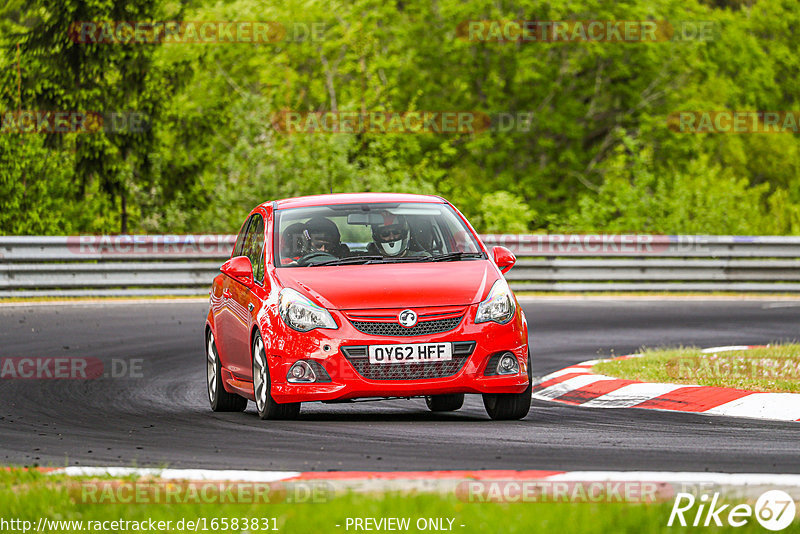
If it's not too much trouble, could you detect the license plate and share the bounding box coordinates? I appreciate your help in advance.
[368,343,452,364]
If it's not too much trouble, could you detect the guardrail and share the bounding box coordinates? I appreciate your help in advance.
[482,235,800,292]
[1,234,800,297]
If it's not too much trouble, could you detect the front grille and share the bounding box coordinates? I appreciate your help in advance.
[307,360,332,383]
[349,315,463,337]
[483,353,503,376]
[346,358,467,380]
[341,342,476,381]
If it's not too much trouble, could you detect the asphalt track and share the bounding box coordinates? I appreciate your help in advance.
[0,298,799,473]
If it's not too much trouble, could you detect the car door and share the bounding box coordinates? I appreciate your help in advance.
[227,212,266,379]
[216,215,253,374]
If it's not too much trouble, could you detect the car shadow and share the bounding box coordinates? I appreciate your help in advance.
[243,406,491,423]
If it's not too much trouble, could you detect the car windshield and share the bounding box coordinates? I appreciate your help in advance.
[274,202,484,267]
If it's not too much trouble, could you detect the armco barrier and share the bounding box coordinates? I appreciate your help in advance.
[1,234,800,297]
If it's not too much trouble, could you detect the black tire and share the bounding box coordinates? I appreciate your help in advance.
[425,393,465,412]
[482,350,532,420]
[252,333,301,420]
[206,330,247,412]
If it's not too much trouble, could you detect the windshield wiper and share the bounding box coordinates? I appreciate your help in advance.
[307,253,480,266]
[310,255,432,266]
[367,256,431,263]
[425,252,484,262]
[307,255,385,266]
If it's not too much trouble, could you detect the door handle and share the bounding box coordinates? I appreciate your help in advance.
[222,289,232,298]
[248,303,255,313]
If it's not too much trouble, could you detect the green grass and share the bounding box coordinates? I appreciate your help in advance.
[593,344,800,393]
[1,469,796,534]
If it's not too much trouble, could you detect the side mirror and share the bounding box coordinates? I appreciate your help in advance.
[492,246,516,274]
[221,256,254,287]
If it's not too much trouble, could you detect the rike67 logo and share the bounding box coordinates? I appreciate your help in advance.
[668,490,796,531]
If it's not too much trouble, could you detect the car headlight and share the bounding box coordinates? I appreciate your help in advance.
[279,288,338,332]
[475,279,516,325]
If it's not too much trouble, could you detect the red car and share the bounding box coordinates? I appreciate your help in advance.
[205,193,530,420]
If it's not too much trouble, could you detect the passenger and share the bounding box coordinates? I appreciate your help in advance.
[408,217,437,254]
[369,212,429,258]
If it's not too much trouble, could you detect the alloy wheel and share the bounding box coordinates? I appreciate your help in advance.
[253,336,268,412]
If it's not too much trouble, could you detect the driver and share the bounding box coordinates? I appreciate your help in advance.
[369,212,427,257]
[303,216,349,258]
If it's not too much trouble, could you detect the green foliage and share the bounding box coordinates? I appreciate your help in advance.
[2,0,800,235]
[560,140,789,234]
[0,135,74,234]
[476,191,535,233]
[1,0,188,234]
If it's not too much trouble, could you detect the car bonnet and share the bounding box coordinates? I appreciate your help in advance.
[274,260,499,310]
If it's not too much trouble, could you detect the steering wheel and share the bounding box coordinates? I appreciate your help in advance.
[297,252,337,266]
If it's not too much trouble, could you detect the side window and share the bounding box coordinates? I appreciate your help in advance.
[245,214,265,284]
[256,248,265,284]
[233,216,253,257]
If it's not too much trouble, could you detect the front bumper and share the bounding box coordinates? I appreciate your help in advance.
[265,304,529,404]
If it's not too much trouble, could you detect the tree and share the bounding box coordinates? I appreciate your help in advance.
[11,0,187,233]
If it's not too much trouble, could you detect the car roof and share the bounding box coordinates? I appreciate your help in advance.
[267,193,447,210]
